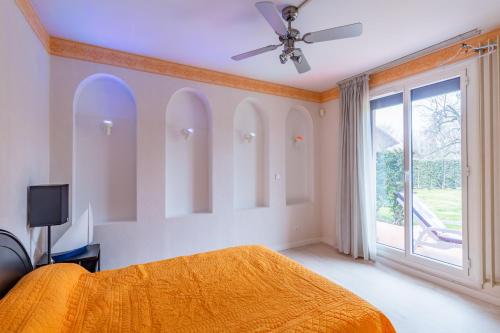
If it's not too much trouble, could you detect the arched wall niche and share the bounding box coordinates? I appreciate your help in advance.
[285,105,314,205]
[233,98,269,209]
[165,88,212,218]
[73,73,137,225]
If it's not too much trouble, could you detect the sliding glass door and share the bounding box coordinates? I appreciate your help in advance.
[372,73,467,271]
[372,93,405,250]
[410,77,463,267]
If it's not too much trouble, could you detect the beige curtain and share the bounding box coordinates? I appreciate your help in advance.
[479,37,500,286]
[336,74,376,260]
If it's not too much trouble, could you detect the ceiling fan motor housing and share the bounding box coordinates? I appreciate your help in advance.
[282,6,299,22]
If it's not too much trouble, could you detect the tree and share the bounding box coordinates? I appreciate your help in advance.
[413,92,461,160]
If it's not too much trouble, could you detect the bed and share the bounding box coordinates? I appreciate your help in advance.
[0,229,395,332]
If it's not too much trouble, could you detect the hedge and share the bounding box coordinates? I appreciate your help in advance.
[376,150,461,225]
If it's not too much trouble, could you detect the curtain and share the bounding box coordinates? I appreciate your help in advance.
[336,74,376,260]
[479,38,499,285]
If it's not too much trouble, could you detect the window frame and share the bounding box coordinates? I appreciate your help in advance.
[370,63,480,287]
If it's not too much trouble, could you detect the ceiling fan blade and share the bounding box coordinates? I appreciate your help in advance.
[255,1,287,36]
[302,22,362,43]
[292,49,311,74]
[231,44,281,61]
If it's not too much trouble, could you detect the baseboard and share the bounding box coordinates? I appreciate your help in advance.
[273,237,323,251]
[320,237,336,247]
[377,255,500,306]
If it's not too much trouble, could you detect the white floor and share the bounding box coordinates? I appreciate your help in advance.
[282,243,500,333]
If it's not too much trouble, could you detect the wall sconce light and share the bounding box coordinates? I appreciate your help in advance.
[103,120,113,135]
[244,132,256,143]
[319,108,326,118]
[181,128,194,140]
[294,135,304,143]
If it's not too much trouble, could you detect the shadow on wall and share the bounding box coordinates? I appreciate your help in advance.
[165,88,212,218]
[73,74,137,226]
[286,106,313,206]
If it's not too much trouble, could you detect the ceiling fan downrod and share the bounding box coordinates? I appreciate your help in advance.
[278,6,301,64]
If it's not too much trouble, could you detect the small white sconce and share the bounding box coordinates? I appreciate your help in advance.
[294,135,304,143]
[244,132,256,143]
[103,120,113,135]
[181,128,194,140]
[319,108,326,118]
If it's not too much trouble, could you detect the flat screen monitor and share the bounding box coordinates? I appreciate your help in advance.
[27,184,69,227]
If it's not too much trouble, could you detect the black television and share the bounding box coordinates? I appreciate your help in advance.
[27,184,69,227]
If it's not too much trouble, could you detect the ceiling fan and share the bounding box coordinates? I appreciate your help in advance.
[231,1,362,74]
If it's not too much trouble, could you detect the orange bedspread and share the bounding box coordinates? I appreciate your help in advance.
[0,245,395,332]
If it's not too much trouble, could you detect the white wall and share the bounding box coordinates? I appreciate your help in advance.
[319,100,341,247]
[0,0,50,258]
[49,56,323,269]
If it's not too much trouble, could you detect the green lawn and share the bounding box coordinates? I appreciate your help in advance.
[414,188,462,230]
[377,188,462,230]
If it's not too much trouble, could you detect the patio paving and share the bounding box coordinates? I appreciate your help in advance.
[376,221,462,267]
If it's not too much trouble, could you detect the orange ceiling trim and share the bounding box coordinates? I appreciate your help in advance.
[49,37,322,103]
[16,0,321,103]
[320,87,340,103]
[15,0,500,104]
[15,0,50,51]
[369,27,500,89]
[319,27,500,103]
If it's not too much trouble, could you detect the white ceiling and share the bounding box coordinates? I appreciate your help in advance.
[32,0,500,91]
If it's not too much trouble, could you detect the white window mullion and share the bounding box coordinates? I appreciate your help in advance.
[461,71,471,275]
[403,87,412,258]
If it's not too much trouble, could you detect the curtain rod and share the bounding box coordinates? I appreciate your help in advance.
[463,41,497,55]
[337,29,482,86]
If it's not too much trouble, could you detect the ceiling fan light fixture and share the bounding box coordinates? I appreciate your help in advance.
[279,53,288,64]
[291,54,303,64]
